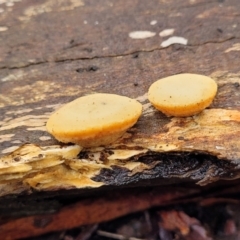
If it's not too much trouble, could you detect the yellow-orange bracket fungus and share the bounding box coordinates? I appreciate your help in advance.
[148,73,218,117]
[46,93,142,147]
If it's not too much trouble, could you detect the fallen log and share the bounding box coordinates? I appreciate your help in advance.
[1,0,240,239]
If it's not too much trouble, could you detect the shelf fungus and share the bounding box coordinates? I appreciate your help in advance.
[46,93,142,147]
[148,74,218,117]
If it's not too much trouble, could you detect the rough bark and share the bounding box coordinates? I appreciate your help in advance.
[0,0,240,238]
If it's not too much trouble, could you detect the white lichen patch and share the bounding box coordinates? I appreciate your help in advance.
[0,134,15,143]
[6,1,13,6]
[0,0,22,4]
[161,36,188,48]
[46,103,63,110]
[129,31,156,39]
[142,103,155,116]
[225,43,240,53]
[0,26,8,31]
[143,102,152,112]
[1,70,25,82]
[150,20,157,25]
[0,114,50,131]
[12,140,22,144]
[6,108,32,115]
[1,146,19,154]
[216,146,225,150]
[1,69,39,86]
[19,0,84,21]
[39,136,51,141]
[159,28,175,37]
[27,126,47,131]
[15,108,33,114]
[135,93,148,103]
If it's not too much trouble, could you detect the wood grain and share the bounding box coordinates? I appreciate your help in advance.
[0,1,240,237]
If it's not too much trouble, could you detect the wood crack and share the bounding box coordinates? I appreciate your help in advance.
[188,36,237,47]
[0,37,238,71]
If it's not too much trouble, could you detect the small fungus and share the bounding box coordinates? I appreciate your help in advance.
[129,31,156,39]
[46,93,142,147]
[0,26,8,32]
[148,73,218,117]
[161,36,188,48]
[159,28,175,37]
[150,20,157,25]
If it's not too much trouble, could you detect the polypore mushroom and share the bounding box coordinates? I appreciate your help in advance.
[46,93,142,147]
[148,73,218,117]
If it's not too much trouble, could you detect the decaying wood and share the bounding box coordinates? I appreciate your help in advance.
[0,187,198,239]
[0,0,240,238]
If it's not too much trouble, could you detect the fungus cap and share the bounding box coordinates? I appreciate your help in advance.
[148,73,218,117]
[46,93,142,147]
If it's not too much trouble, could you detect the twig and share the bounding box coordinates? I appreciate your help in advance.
[97,230,146,240]
[97,230,126,240]
[144,210,152,232]
[75,224,98,240]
